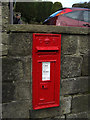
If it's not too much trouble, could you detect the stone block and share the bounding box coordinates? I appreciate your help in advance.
[54,115,65,119]
[61,77,88,95]
[0,2,1,5]
[0,19,2,26]
[30,108,59,119]
[2,2,8,6]
[0,25,2,32]
[81,54,90,76]
[0,32,1,43]
[14,82,31,101]
[88,111,90,119]
[6,24,89,34]
[2,56,32,102]
[0,83,2,103]
[61,35,78,55]
[2,100,30,118]
[59,96,72,115]
[2,3,9,25]
[61,55,83,78]
[88,94,90,111]
[72,94,89,113]
[2,57,24,82]
[2,33,9,45]
[30,96,72,118]
[67,112,88,118]
[8,33,32,56]
[1,44,8,56]
[2,82,31,103]
[0,104,2,119]
[79,35,90,54]
[22,56,31,82]
[2,82,15,103]
[0,6,2,16]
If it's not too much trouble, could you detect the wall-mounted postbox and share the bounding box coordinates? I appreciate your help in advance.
[32,33,61,110]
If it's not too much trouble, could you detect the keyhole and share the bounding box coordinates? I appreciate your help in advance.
[42,85,44,88]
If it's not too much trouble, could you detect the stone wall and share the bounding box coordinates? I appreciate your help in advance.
[1,2,90,119]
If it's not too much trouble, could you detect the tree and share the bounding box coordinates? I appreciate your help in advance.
[15,2,53,24]
[52,2,63,13]
[72,1,90,8]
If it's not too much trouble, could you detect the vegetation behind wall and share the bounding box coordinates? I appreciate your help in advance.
[14,2,62,24]
[72,1,90,8]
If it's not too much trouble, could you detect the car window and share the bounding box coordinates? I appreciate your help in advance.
[62,11,82,20]
[83,11,90,23]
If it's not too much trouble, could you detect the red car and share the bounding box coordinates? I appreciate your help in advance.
[43,8,90,27]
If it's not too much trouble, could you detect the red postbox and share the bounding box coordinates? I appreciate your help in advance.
[32,33,61,110]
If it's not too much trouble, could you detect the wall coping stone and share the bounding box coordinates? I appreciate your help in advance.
[3,24,90,35]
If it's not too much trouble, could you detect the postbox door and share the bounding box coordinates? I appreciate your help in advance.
[33,54,60,109]
[38,60,55,105]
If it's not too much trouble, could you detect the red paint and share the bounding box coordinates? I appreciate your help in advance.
[32,33,61,110]
[56,8,72,16]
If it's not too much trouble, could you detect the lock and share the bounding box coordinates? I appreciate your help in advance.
[42,85,44,88]
[40,83,48,89]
